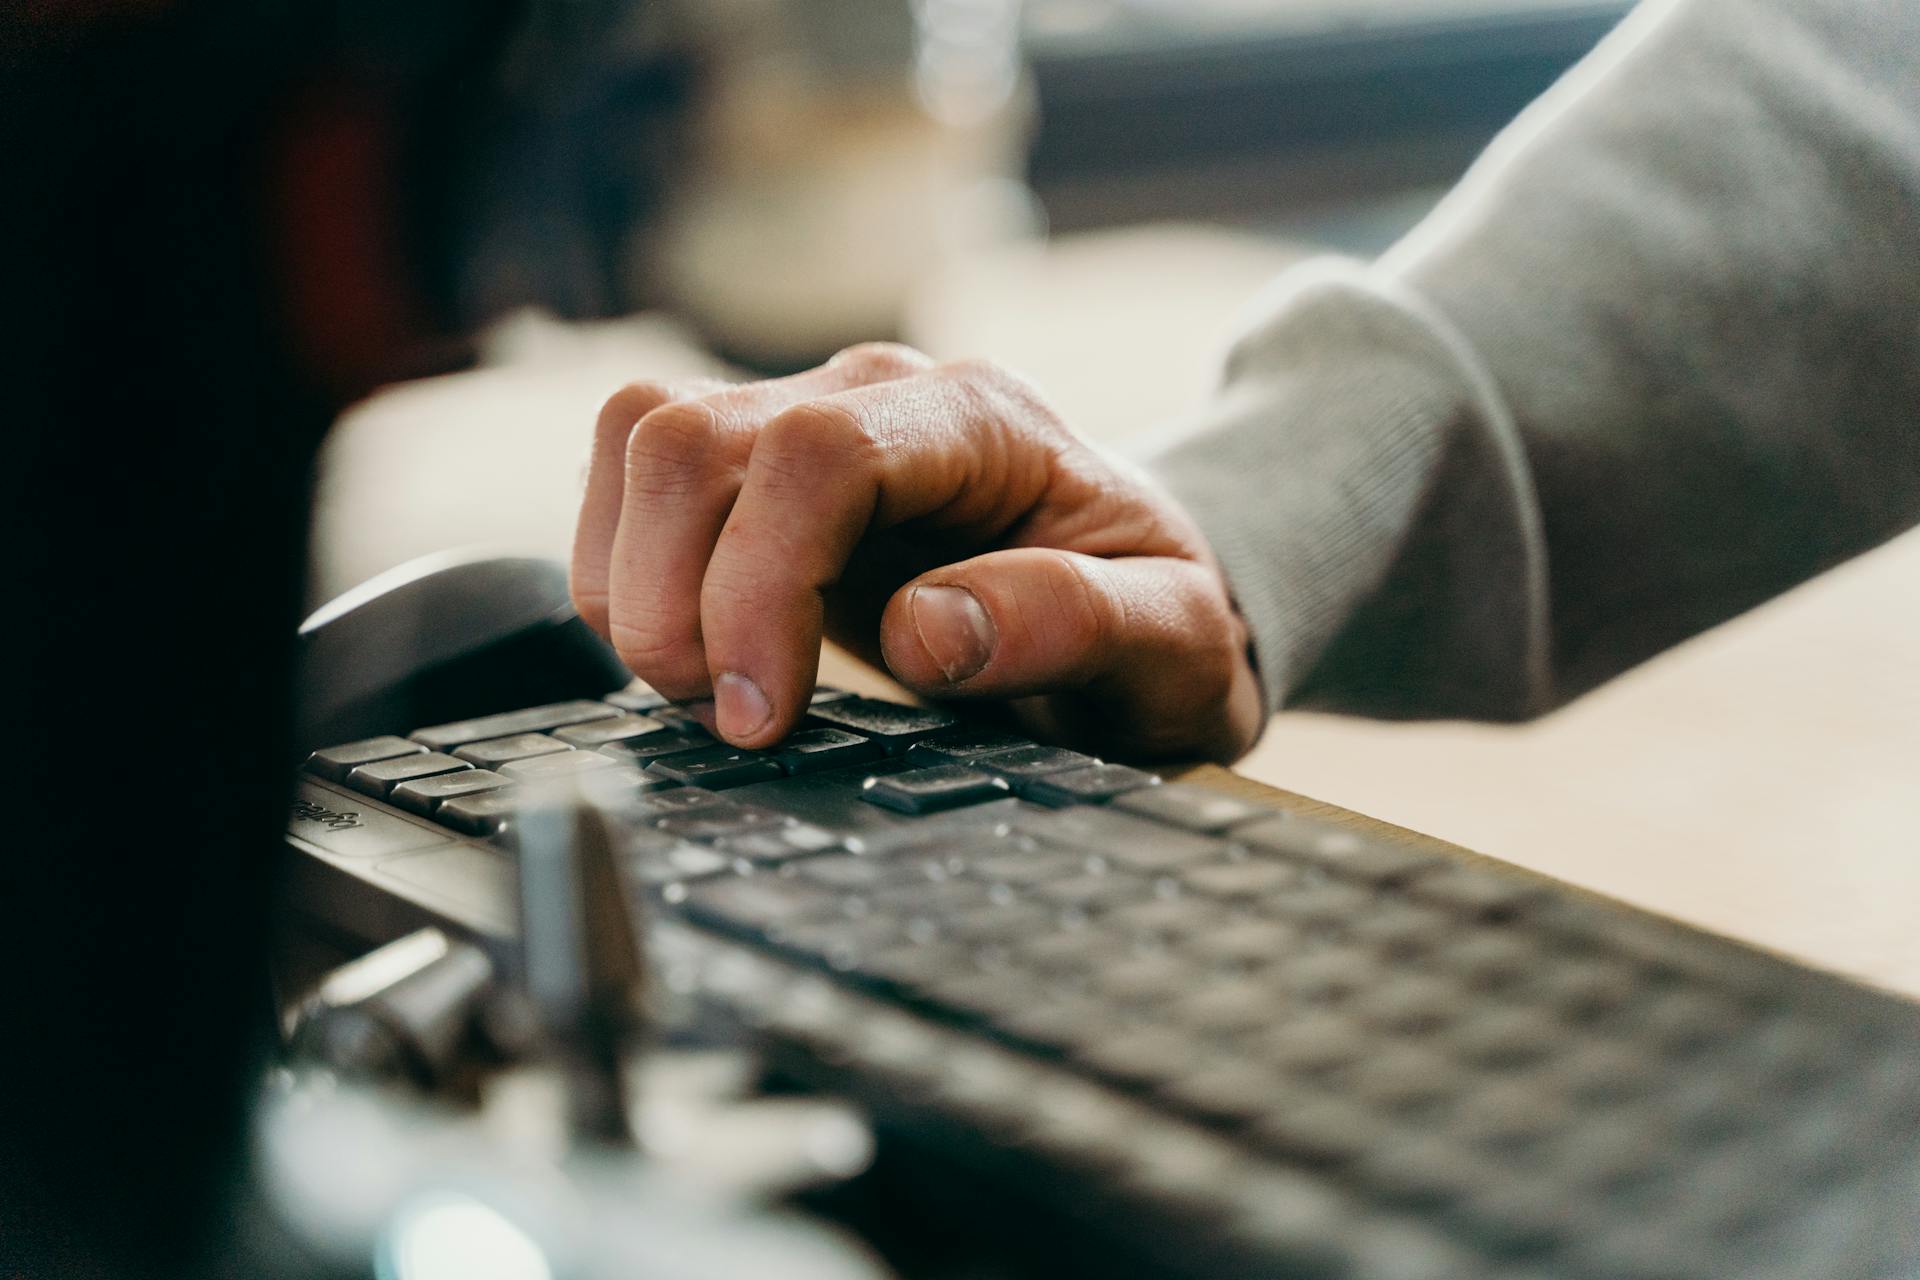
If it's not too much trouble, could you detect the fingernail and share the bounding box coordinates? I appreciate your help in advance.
[713,672,771,740]
[911,585,996,683]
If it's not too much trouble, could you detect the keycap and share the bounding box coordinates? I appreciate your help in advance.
[437,791,525,836]
[306,735,425,782]
[1096,955,1198,1004]
[498,750,616,781]
[806,697,959,752]
[1250,1094,1389,1167]
[1183,858,1303,900]
[971,745,1099,783]
[1344,1047,1459,1113]
[289,781,452,859]
[628,787,723,820]
[597,728,715,764]
[1022,764,1161,807]
[1116,783,1272,833]
[347,752,470,798]
[621,842,730,886]
[1181,919,1299,967]
[1015,806,1222,872]
[1254,1012,1370,1074]
[862,765,1011,814]
[656,802,789,843]
[906,728,1032,764]
[552,714,669,748]
[605,681,669,712]
[452,732,572,768]
[1236,814,1435,884]
[389,769,513,816]
[965,847,1090,887]
[1410,864,1545,918]
[680,877,837,934]
[1031,872,1152,912]
[1075,1027,1201,1087]
[1351,973,1469,1035]
[711,822,840,864]
[410,700,620,750]
[1107,897,1226,939]
[644,744,783,789]
[771,727,884,775]
[1161,1065,1293,1125]
[1173,979,1281,1033]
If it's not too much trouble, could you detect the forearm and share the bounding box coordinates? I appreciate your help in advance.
[1153,0,1920,719]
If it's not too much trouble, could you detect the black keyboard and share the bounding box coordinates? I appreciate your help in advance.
[286,685,1920,1280]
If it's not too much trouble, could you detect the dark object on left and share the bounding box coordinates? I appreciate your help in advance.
[0,5,680,1276]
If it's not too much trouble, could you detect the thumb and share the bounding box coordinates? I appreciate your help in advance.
[878,547,1262,760]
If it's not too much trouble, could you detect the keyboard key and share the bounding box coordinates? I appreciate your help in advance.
[410,700,620,750]
[437,791,525,836]
[1161,1065,1294,1125]
[1411,865,1546,918]
[1254,1012,1370,1074]
[656,802,790,843]
[628,788,722,820]
[1075,1027,1201,1087]
[389,769,513,816]
[806,697,959,752]
[1181,919,1300,967]
[605,681,669,712]
[453,733,572,768]
[1173,979,1282,1033]
[347,752,470,798]
[552,714,669,748]
[1107,897,1226,939]
[289,780,452,859]
[971,745,1100,783]
[1116,783,1273,833]
[1015,806,1222,872]
[599,728,714,764]
[680,877,837,934]
[1022,764,1161,807]
[644,745,784,789]
[1031,872,1153,912]
[711,822,841,864]
[771,727,885,775]
[861,765,1010,815]
[1250,1094,1387,1167]
[621,841,730,886]
[306,735,425,781]
[964,847,1090,887]
[1182,858,1303,900]
[498,750,615,781]
[1236,814,1435,884]
[906,728,1033,764]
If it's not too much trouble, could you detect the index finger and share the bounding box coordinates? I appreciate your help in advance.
[697,364,1061,745]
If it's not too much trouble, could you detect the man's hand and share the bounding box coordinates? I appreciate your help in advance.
[570,344,1263,763]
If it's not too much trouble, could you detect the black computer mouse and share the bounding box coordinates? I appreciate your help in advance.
[297,551,631,752]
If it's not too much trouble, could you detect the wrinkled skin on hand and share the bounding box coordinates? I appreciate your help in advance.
[571,343,1263,763]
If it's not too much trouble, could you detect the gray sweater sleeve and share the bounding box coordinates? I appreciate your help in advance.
[1149,0,1920,721]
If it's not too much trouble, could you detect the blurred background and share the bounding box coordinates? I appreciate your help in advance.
[311,0,1920,998]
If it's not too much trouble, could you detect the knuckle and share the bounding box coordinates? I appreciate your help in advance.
[625,400,726,495]
[758,402,877,480]
[597,379,676,437]
[829,341,929,381]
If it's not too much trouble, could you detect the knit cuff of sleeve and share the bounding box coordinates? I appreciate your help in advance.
[1145,258,1554,722]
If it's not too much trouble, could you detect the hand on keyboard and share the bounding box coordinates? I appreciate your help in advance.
[570,344,1263,763]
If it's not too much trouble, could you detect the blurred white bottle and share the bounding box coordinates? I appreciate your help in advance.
[643,0,1039,369]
